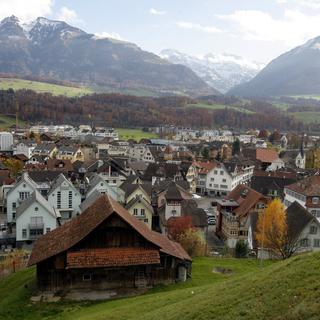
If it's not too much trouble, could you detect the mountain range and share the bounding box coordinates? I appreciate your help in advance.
[0,16,218,96]
[160,49,264,93]
[229,36,320,97]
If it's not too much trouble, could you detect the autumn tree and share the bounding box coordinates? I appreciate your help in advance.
[3,159,24,177]
[167,216,194,241]
[177,229,206,257]
[255,199,288,259]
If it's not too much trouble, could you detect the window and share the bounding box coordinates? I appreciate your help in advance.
[214,170,218,174]
[57,191,61,209]
[144,219,148,223]
[313,239,320,247]
[220,171,224,175]
[83,274,91,281]
[172,209,177,216]
[46,227,51,233]
[35,207,38,212]
[30,216,43,226]
[313,197,319,205]
[210,178,214,182]
[300,238,310,247]
[12,202,16,210]
[310,226,318,235]
[19,192,30,201]
[222,179,227,183]
[133,208,138,216]
[22,229,27,238]
[68,191,73,208]
[141,209,145,216]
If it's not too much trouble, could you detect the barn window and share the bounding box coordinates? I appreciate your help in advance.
[83,274,92,281]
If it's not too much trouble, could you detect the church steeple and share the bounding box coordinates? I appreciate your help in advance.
[300,134,305,158]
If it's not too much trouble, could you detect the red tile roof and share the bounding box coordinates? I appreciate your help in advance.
[226,185,268,218]
[194,161,216,174]
[256,148,279,163]
[286,175,320,197]
[67,248,160,268]
[28,194,191,266]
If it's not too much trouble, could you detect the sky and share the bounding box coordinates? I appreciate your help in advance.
[2,0,320,63]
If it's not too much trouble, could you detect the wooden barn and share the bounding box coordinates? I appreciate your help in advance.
[28,194,191,295]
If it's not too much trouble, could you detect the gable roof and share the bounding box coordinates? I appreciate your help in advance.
[7,172,38,197]
[48,173,78,196]
[285,175,320,197]
[28,194,191,266]
[256,148,279,163]
[16,190,58,219]
[286,201,318,240]
[226,184,268,218]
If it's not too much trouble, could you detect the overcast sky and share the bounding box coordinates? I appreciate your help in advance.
[2,0,320,63]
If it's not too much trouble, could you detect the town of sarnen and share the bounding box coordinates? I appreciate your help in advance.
[0,1,320,319]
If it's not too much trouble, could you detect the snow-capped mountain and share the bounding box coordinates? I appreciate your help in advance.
[229,35,320,97]
[160,49,264,93]
[0,16,217,96]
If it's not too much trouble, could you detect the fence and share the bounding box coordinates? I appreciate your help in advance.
[0,250,30,278]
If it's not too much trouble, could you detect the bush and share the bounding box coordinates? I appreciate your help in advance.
[235,240,249,258]
[177,229,206,257]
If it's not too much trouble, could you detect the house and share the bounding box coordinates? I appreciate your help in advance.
[248,201,320,258]
[157,182,207,235]
[250,170,299,199]
[32,143,57,158]
[280,149,306,169]
[16,191,59,246]
[13,141,37,158]
[242,147,280,171]
[284,175,320,221]
[205,158,254,197]
[47,174,81,221]
[27,194,191,295]
[143,163,184,185]
[6,173,39,223]
[216,184,268,248]
[186,161,216,194]
[86,173,123,202]
[56,146,84,163]
[120,176,153,228]
[46,159,74,173]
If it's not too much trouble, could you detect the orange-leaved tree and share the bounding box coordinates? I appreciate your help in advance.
[255,198,288,259]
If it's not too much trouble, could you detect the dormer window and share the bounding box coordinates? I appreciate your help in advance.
[312,197,319,205]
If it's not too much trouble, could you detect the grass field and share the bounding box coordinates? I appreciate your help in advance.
[289,112,320,124]
[0,78,94,97]
[0,115,25,130]
[1,253,320,319]
[187,103,254,114]
[117,128,159,141]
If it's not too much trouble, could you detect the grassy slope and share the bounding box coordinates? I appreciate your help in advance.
[117,128,159,140]
[0,78,94,97]
[0,115,25,130]
[289,112,320,124]
[187,103,254,114]
[3,253,320,320]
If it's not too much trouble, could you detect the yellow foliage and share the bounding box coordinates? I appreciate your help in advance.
[256,198,288,259]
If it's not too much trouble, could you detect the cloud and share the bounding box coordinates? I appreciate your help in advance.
[217,9,320,47]
[94,31,124,41]
[277,0,320,8]
[0,0,53,22]
[176,21,221,34]
[57,6,82,25]
[150,8,166,15]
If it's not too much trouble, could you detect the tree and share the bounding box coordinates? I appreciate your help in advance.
[3,158,24,177]
[232,138,241,156]
[177,229,206,257]
[167,216,194,241]
[255,199,288,259]
[235,240,248,258]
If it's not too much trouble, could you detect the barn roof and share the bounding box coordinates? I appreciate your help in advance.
[28,194,191,266]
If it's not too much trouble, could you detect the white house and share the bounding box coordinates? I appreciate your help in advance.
[86,173,123,202]
[16,191,58,245]
[0,132,13,151]
[47,174,81,221]
[6,173,39,223]
[13,141,37,158]
[205,161,254,197]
